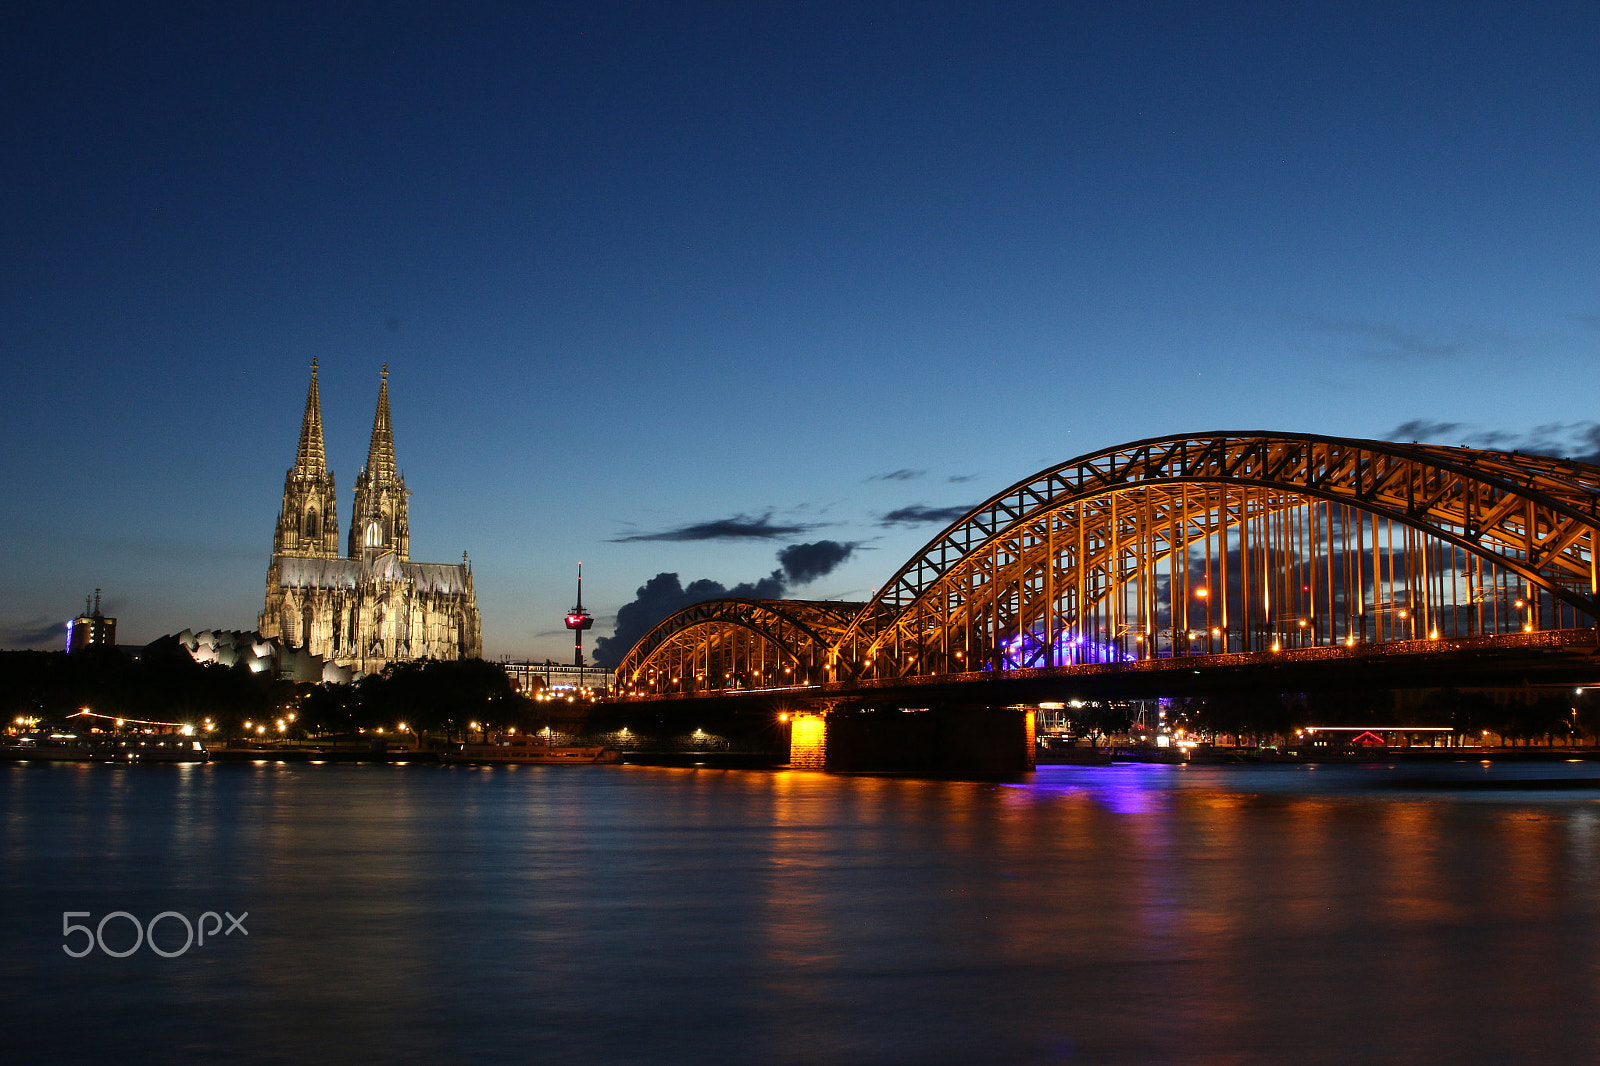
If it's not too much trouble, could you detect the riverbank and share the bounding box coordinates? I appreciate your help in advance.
[1036,745,1600,765]
[208,745,438,763]
[206,745,789,768]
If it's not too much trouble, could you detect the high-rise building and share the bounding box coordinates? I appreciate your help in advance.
[67,590,116,653]
[258,362,482,674]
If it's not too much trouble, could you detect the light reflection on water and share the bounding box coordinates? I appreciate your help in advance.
[4,760,1600,1064]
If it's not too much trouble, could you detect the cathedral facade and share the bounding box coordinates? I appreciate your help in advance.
[258,363,483,674]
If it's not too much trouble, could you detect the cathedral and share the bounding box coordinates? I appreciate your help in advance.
[258,362,483,674]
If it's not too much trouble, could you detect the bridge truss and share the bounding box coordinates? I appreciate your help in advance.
[614,433,1600,697]
[614,598,863,696]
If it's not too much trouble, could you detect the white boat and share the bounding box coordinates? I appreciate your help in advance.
[0,734,210,762]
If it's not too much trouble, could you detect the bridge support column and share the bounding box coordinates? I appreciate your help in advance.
[789,713,828,770]
[1022,707,1037,770]
[815,706,1036,774]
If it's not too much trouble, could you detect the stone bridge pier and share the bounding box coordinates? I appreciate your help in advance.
[788,705,1036,774]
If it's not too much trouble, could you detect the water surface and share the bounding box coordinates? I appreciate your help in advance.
[3,759,1599,1064]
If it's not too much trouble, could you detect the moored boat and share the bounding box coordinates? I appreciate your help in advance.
[0,734,210,762]
[439,740,619,765]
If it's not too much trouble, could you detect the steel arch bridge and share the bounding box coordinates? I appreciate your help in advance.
[613,432,1600,700]
[614,598,864,693]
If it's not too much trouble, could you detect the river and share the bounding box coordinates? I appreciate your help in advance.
[3,759,1599,1064]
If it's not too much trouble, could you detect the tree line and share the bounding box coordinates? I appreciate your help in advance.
[0,647,537,742]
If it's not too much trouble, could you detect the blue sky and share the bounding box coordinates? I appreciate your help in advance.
[2,2,1597,659]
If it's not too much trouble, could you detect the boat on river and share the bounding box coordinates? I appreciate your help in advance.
[439,739,620,765]
[0,734,210,762]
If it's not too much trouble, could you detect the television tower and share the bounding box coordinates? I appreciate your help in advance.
[564,563,594,667]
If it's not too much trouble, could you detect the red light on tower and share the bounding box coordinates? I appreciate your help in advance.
[565,563,595,667]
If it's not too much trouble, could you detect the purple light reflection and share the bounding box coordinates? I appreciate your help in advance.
[1001,629,1134,669]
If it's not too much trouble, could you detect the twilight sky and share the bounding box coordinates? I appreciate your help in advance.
[3,1,1598,661]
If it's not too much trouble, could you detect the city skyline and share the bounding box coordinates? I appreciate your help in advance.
[3,3,1598,660]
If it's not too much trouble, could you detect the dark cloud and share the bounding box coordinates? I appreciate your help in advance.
[592,570,782,668]
[592,540,858,668]
[947,474,979,483]
[592,573,708,667]
[777,540,855,584]
[610,513,815,543]
[0,619,66,649]
[870,469,925,482]
[1388,420,1600,463]
[1390,420,1466,442]
[878,504,973,527]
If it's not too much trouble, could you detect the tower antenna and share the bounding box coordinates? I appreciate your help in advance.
[564,563,594,667]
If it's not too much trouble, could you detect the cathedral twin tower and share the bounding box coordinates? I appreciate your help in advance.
[259,362,482,673]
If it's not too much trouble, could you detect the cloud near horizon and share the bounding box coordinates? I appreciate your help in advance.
[0,619,68,649]
[878,504,974,527]
[591,539,858,667]
[610,513,816,543]
[1389,420,1600,463]
[1303,318,1509,361]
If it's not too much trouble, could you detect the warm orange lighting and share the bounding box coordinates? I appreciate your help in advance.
[1195,588,1208,598]
[790,714,827,770]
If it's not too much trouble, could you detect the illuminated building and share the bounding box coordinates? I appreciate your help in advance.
[257,361,482,674]
[66,589,115,653]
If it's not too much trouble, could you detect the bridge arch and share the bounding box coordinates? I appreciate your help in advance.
[615,598,864,696]
[834,432,1600,680]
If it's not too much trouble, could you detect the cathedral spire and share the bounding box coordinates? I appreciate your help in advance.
[348,364,409,559]
[293,358,327,476]
[272,358,339,559]
[364,363,397,481]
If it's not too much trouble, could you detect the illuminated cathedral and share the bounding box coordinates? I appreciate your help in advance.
[258,362,482,674]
